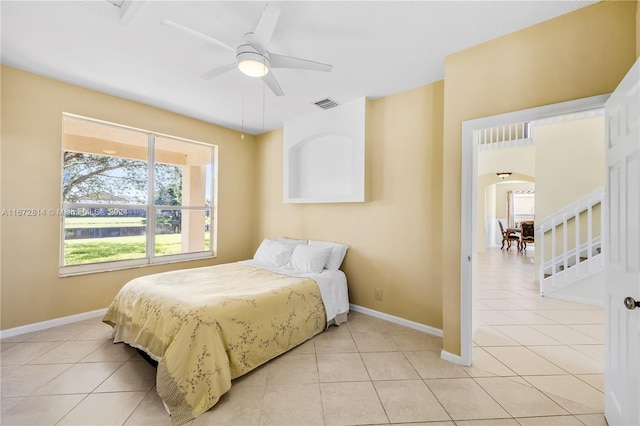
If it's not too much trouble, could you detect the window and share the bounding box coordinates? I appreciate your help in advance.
[60,114,217,275]
[512,191,535,228]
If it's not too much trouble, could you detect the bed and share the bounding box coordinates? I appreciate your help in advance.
[102,238,349,425]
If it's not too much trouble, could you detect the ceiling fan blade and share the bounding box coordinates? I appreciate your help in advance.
[161,18,236,53]
[270,53,333,72]
[246,4,280,52]
[261,71,284,97]
[199,63,237,80]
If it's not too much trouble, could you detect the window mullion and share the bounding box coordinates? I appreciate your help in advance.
[147,133,156,262]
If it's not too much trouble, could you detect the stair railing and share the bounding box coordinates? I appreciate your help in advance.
[536,187,604,296]
[477,121,534,151]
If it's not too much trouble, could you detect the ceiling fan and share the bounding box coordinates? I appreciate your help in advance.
[161,3,333,96]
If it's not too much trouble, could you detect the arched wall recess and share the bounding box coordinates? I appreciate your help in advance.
[284,97,365,203]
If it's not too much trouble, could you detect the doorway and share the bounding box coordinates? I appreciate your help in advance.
[459,94,610,366]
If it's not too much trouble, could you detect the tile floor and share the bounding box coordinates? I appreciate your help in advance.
[1,247,607,425]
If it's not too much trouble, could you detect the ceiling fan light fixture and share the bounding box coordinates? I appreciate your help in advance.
[238,58,269,77]
[237,48,269,77]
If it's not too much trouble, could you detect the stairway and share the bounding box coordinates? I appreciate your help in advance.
[537,187,604,297]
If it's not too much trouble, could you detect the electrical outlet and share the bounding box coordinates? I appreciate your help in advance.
[375,288,383,301]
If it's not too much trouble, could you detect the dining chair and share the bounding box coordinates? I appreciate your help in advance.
[519,221,535,251]
[498,220,520,250]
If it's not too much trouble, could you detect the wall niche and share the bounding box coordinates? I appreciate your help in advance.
[283,97,365,203]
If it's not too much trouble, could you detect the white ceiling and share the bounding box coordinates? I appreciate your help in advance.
[1,1,597,135]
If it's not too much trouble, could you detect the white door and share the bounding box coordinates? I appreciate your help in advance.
[604,57,640,426]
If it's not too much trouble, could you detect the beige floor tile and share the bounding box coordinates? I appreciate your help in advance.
[317,352,370,382]
[528,346,603,375]
[346,312,407,333]
[124,390,174,426]
[501,310,558,324]
[373,380,450,423]
[57,391,147,425]
[478,299,525,311]
[530,324,601,345]
[313,326,358,353]
[0,341,19,351]
[566,324,605,342]
[464,347,516,377]
[287,338,316,354]
[523,375,604,414]
[232,363,269,388]
[81,340,137,362]
[574,413,608,425]
[475,377,567,418]
[32,361,123,395]
[576,374,604,392]
[475,310,524,325]
[69,322,115,341]
[455,420,520,426]
[25,324,91,342]
[0,341,62,365]
[492,325,561,345]
[570,344,605,362]
[473,327,520,347]
[351,330,400,352]
[266,353,318,384]
[27,340,105,364]
[404,350,469,379]
[0,394,86,425]
[94,359,157,392]
[192,385,264,425]
[320,381,388,425]
[391,330,442,351]
[361,351,419,380]
[473,300,494,310]
[535,310,604,325]
[425,378,510,421]
[1,363,72,397]
[515,415,584,425]
[475,289,521,299]
[483,347,567,376]
[260,384,324,425]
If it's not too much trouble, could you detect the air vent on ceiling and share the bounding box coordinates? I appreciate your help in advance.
[313,98,339,110]
[72,0,142,25]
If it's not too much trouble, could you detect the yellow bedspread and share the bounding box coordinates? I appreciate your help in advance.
[102,262,326,425]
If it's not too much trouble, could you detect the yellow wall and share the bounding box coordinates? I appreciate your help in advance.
[535,116,605,272]
[0,66,258,329]
[535,116,605,219]
[442,1,637,355]
[256,82,445,329]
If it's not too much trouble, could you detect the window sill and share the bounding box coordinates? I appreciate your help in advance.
[59,252,215,277]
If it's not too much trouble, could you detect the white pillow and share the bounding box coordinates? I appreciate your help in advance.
[253,239,294,267]
[308,240,349,270]
[286,244,332,274]
[275,237,308,246]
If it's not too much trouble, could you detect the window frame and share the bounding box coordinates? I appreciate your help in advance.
[59,113,218,277]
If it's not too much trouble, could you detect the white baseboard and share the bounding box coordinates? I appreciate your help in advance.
[349,304,443,337]
[441,349,468,366]
[0,308,108,339]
